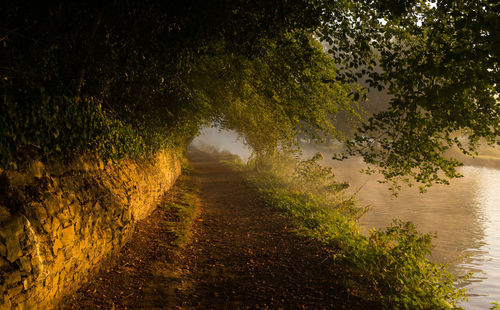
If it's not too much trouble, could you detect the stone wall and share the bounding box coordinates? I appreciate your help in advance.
[0,151,181,309]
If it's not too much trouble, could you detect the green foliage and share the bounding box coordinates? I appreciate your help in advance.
[0,87,148,168]
[294,152,350,195]
[352,221,467,309]
[319,0,500,189]
[0,1,359,169]
[232,153,468,309]
[187,33,361,155]
[1,0,498,188]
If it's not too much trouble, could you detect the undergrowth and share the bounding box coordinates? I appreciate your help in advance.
[222,151,468,309]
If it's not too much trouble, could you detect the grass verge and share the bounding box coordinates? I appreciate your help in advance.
[159,162,200,252]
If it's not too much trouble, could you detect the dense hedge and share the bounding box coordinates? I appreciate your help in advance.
[0,86,148,168]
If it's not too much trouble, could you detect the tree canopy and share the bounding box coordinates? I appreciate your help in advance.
[321,0,499,190]
[1,0,498,187]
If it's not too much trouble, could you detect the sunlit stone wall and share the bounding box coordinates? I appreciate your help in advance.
[0,151,181,309]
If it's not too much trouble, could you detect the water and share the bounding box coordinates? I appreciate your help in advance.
[318,156,500,309]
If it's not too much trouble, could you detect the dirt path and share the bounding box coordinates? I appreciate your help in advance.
[62,150,369,309]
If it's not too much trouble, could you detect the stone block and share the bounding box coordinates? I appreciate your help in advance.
[82,162,91,172]
[60,226,75,246]
[64,259,74,272]
[51,217,61,233]
[18,256,31,273]
[29,161,45,179]
[49,160,64,176]
[96,160,104,170]
[53,272,60,288]
[0,297,11,310]
[42,219,51,233]
[70,244,81,259]
[58,208,72,225]
[6,270,21,286]
[14,299,30,310]
[52,238,63,254]
[6,238,22,263]
[67,192,77,204]
[29,202,47,222]
[0,206,12,223]
[48,284,58,299]
[0,242,6,257]
[44,196,63,215]
[0,216,24,239]
[48,176,59,190]
[68,203,77,217]
[44,272,59,293]
[7,172,27,188]
[31,251,50,276]
[0,256,7,268]
[82,222,90,238]
[54,253,65,269]
[76,258,91,273]
[7,284,23,297]
[74,218,81,233]
[22,277,30,290]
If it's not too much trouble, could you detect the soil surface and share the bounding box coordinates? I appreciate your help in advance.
[62,150,371,309]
